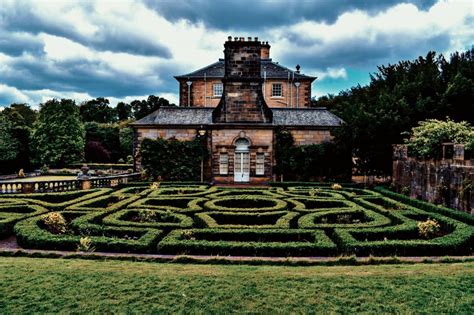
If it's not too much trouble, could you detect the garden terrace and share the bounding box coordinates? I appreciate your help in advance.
[0,184,472,257]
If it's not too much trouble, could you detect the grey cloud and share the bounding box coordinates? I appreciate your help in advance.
[144,0,437,30]
[0,55,178,98]
[1,3,172,58]
[0,31,44,56]
[277,33,452,71]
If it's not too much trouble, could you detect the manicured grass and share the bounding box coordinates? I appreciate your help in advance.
[0,257,472,313]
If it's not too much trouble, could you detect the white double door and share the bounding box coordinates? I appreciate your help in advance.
[234,152,250,182]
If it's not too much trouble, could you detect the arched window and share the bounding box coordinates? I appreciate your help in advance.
[235,138,250,152]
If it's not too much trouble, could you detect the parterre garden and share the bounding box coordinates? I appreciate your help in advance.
[0,183,473,257]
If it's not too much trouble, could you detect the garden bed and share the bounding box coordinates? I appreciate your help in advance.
[0,184,472,257]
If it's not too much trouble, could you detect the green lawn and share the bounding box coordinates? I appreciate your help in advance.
[0,257,472,313]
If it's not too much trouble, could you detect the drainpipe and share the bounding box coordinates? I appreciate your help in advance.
[287,71,290,108]
[263,70,266,101]
[294,81,300,108]
[204,73,207,107]
[186,79,192,107]
[290,72,294,107]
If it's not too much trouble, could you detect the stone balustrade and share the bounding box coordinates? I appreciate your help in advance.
[0,173,141,194]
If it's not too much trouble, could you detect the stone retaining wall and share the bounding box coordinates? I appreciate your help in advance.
[392,144,473,214]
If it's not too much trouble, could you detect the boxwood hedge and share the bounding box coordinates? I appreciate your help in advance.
[157,228,337,256]
[195,211,299,229]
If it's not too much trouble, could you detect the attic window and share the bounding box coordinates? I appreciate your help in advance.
[213,83,223,97]
[272,83,282,97]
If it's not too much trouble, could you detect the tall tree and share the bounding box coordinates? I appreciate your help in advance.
[132,95,171,120]
[79,97,117,123]
[316,49,473,176]
[32,99,85,167]
[116,102,132,121]
[0,103,36,172]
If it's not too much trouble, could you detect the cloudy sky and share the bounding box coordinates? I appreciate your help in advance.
[0,0,472,107]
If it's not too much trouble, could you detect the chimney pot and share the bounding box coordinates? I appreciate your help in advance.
[248,37,252,41]
[234,37,238,41]
[254,37,258,41]
[228,36,232,41]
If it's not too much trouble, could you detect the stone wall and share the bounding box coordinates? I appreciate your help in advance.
[392,144,473,214]
[178,78,222,108]
[179,78,313,109]
[290,129,333,145]
[211,128,273,183]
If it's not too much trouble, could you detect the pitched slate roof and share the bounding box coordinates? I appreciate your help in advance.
[131,106,342,127]
[174,59,316,80]
[130,107,214,126]
[272,108,344,126]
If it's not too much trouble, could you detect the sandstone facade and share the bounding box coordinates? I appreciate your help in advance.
[131,37,343,184]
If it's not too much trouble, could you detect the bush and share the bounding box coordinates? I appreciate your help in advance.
[140,137,208,181]
[404,118,474,159]
[418,219,441,239]
[42,212,67,234]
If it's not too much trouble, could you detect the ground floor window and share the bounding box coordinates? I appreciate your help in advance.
[256,153,265,175]
[219,153,228,175]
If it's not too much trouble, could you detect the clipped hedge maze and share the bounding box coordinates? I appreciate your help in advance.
[0,184,473,257]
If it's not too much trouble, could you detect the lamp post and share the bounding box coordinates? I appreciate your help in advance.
[198,128,207,183]
[186,80,192,107]
[294,81,300,108]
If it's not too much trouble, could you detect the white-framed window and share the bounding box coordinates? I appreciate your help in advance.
[213,83,223,97]
[219,153,228,175]
[272,83,282,97]
[256,153,265,175]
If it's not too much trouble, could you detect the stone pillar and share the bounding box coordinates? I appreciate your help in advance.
[453,144,465,162]
[22,183,34,194]
[80,179,91,190]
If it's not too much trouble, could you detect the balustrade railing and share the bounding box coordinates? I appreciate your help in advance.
[0,173,141,194]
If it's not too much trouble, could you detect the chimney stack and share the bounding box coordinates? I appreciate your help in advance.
[261,41,270,59]
[212,36,272,123]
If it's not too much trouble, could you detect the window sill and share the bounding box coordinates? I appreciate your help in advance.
[270,96,284,99]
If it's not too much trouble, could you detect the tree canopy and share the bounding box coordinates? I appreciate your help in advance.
[316,49,473,175]
[31,99,85,167]
[404,118,474,159]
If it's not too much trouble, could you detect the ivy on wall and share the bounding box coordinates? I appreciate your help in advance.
[140,135,208,181]
[274,127,351,181]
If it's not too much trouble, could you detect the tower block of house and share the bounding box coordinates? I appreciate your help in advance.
[131,37,343,184]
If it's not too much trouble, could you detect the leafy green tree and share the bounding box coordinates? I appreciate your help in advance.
[2,103,37,126]
[116,102,132,121]
[119,127,133,161]
[404,118,474,159]
[0,113,20,162]
[317,49,473,175]
[132,95,171,120]
[0,104,36,173]
[84,122,120,162]
[79,98,117,123]
[31,99,85,167]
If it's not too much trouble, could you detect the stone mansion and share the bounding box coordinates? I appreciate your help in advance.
[131,37,343,184]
